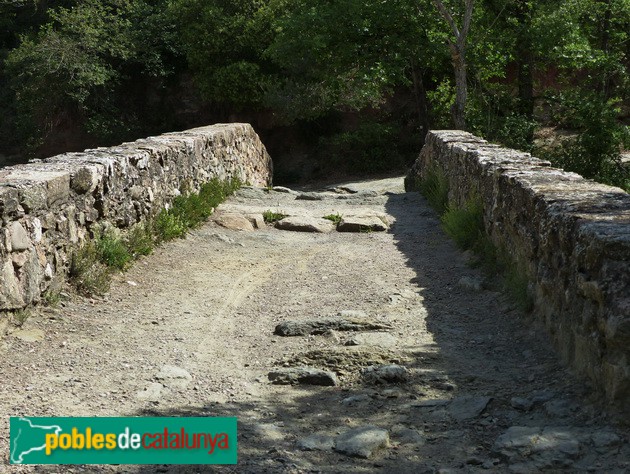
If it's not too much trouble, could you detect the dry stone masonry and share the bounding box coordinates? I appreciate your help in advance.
[0,123,272,310]
[406,130,630,409]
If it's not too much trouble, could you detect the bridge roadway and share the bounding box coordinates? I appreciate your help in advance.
[1,177,628,472]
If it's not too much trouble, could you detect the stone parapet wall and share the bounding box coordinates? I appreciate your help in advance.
[407,130,630,409]
[0,123,272,310]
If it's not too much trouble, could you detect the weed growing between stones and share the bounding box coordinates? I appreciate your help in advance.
[441,198,484,250]
[153,211,187,242]
[323,213,342,225]
[96,229,133,270]
[263,210,287,224]
[12,308,31,327]
[42,288,62,307]
[69,241,112,296]
[418,177,534,312]
[503,262,534,312]
[125,222,154,258]
[70,177,242,296]
[414,165,449,214]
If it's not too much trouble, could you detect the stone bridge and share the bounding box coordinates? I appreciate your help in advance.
[0,124,629,472]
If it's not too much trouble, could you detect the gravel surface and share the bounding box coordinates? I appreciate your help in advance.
[1,176,628,473]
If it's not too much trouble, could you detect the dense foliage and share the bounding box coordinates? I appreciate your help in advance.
[0,0,628,187]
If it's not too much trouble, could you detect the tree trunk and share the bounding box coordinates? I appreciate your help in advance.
[599,0,612,98]
[451,44,467,130]
[411,60,431,145]
[514,0,534,119]
[433,0,474,130]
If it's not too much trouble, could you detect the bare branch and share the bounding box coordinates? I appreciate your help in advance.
[461,0,475,40]
[432,0,460,39]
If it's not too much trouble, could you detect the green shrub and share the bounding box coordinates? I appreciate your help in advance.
[504,264,534,312]
[153,210,187,242]
[434,191,534,312]
[418,166,449,215]
[69,242,112,296]
[125,223,154,258]
[318,120,419,174]
[96,231,132,270]
[12,309,31,327]
[538,91,630,189]
[42,288,62,307]
[441,198,484,251]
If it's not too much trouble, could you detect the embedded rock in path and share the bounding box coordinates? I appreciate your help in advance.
[345,332,397,347]
[510,397,534,412]
[448,396,492,421]
[274,318,392,336]
[341,394,372,406]
[12,328,45,343]
[591,431,622,452]
[251,423,285,442]
[335,191,380,200]
[272,186,296,194]
[296,434,335,451]
[246,214,266,229]
[236,187,268,199]
[544,399,576,418]
[494,426,582,470]
[155,365,193,389]
[135,382,164,402]
[331,186,360,194]
[209,233,235,244]
[214,213,255,232]
[296,192,325,201]
[337,216,388,232]
[457,276,484,292]
[390,425,426,446]
[361,364,409,384]
[334,426,390,459]
[268,367,338,386]
[338,310,368,318]
[275,216,335,233]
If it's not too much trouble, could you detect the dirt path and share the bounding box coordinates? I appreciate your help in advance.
[1,177,629,473]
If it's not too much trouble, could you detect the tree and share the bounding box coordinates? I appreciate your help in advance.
[432,0,474,129]
[167,0,277,109]
[5,0,179,152]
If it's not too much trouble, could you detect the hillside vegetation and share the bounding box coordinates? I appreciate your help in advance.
[0,0,628,188]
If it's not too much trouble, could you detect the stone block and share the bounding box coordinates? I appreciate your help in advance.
[71,165,101,194]
[9,221,30,251]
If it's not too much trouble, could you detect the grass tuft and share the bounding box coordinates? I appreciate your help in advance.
[323,213,342,225]
[12,309,31,327]
[69,241,112,296]
[441,198,484,251]
[504,264,534,312]
[418,166,450,215]
[263,210,287,224]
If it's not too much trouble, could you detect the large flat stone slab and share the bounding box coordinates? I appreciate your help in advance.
[334,426,390,459]
[214,213,255,231]
[337,216,388,232]
[275,216,335,233]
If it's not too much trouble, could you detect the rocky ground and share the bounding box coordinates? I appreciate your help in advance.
[1,176,629,473]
